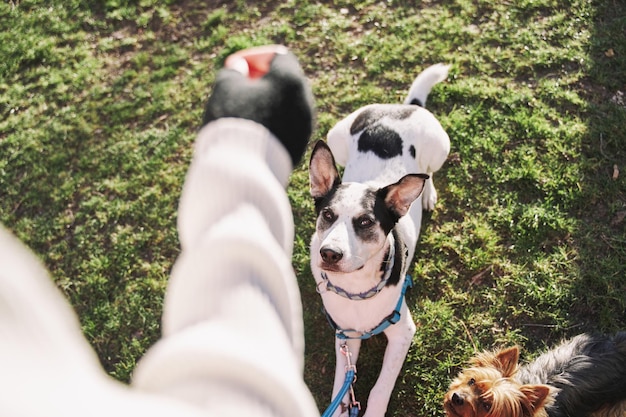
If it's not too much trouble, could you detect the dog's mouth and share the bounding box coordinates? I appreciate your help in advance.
[320,263,342,273]
[443,400,461,417]
[320,263,364,273]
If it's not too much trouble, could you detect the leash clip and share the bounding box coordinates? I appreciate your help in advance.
[340,344,357,377]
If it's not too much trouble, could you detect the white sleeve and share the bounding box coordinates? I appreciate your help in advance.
[0,226,207,417]
[0,118,319,417]
[131,118,319,417]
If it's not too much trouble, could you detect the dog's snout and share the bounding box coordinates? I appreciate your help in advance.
[452,392,465,406]
[320,247,343,264]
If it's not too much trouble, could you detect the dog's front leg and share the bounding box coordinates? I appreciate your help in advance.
[331,337,362,417]
[363,303,416,417]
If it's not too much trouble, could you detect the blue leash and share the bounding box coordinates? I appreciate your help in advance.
[321,344,360,417]
[321,368,356,417]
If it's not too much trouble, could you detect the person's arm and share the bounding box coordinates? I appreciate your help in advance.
[0,46,318,417]
[131,47,319,417]
[0,224,207,417]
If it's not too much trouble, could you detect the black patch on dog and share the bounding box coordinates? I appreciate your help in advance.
[360,188,405,287]
[369,188,400,236]
[409,98,424,107]
[352,215,378,242]
[386,229,405,287]
[358,126,403,159]
[313,179,342,215]
[350,107,417,160]
[351,189,381,243]
[409,145,416,158]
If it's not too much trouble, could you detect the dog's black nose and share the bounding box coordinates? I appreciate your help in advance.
[452,392,464,406]
[320,247,343,264]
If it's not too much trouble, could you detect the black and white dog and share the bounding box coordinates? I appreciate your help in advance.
[309,64,451,417]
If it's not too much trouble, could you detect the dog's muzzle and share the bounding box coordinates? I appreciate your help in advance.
[451,392,465,406]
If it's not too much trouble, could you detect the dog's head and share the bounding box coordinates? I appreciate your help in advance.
[309,140,427,274]
[444,346,553,417]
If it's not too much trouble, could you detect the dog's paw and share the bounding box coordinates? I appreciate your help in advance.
[421,178,437,211]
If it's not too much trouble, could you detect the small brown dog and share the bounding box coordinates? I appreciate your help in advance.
[444,333,626,417]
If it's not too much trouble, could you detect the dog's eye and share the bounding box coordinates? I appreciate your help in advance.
[321,208,335,222]
[468,378,475,386]
[357,216,374,228]
[482,402,491,412]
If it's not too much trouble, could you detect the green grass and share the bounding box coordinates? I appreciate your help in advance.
[1,0,625,415]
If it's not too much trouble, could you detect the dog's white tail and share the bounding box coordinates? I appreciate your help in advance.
[404,63,450,107]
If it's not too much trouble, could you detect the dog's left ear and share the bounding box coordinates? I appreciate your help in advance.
[309,140,341,199]
[380,173,429,218]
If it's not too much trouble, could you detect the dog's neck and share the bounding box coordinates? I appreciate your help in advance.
[318,233,401,300]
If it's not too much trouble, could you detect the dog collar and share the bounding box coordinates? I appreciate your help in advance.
[323,274,413,340]
[317,242,395,301]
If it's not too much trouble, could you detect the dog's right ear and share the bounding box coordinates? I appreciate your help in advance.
[520,384,552,414]
[381,173,428,218]
[309,140,340,198]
